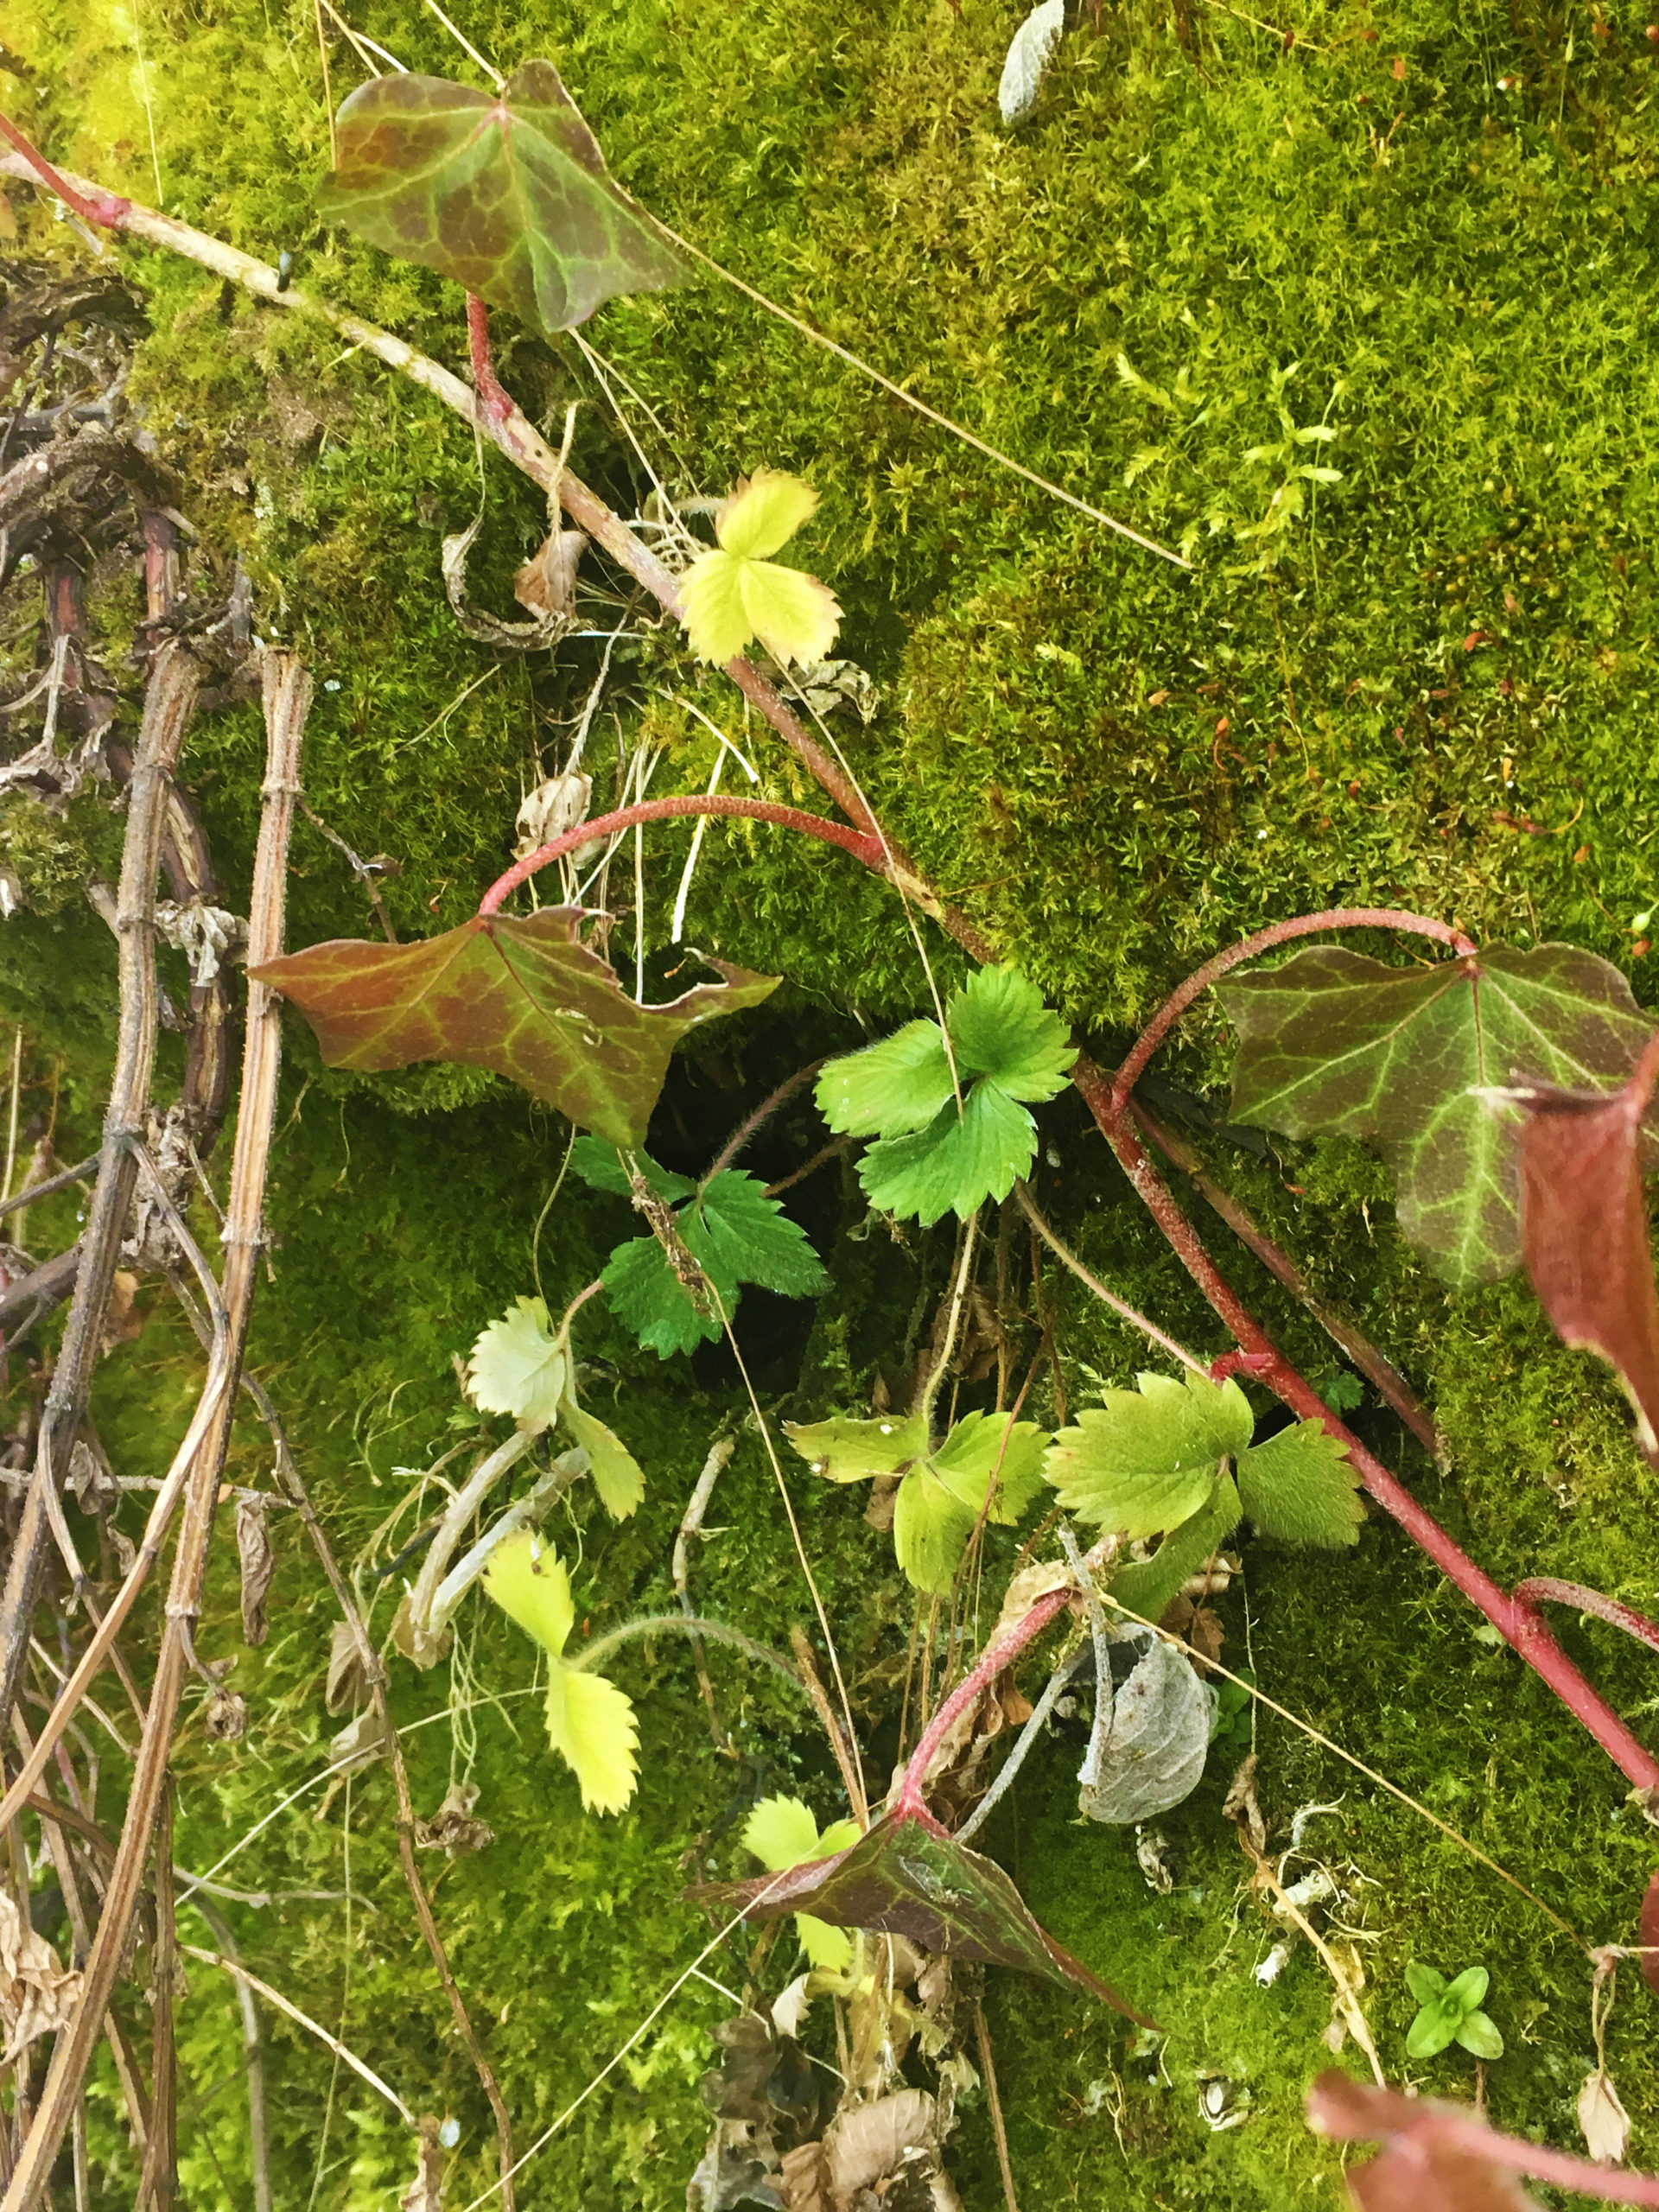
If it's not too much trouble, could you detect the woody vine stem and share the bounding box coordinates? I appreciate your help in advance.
[6,131,1656,1807]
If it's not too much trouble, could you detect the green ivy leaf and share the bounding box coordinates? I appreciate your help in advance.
[1218,943,1656,1288]
[860,1084,1037,1225]
[315,61,687,335]
[785,1411,929,1482]
[1236,1421,1363,1548]
[813,1021,955,1139]
[253,910,777,1147]
[465,1296,568,1432]
[1044,1372,1252,1537]
[948,966,1076,1099]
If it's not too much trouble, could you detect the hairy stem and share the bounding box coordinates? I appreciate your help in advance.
[1514,1580,1659,1656]
[465,294,514,426]
[1013,1179,1205,1374]
[478,795,887,916]
[572,1613,805,1692]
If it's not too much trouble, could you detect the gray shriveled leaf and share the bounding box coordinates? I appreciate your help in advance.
[203,1686,249,1741]
[328,1704,390,1774]
[999,0,1065,121]
[399,2116,445,2212]
[824,2088,935,2202]
[236,1493,275,1647]
[514,771,594,861]
[513,526,588,618]
[0,1890,81,2061]
[1578,2069,1631,2166]
[1078,1632,1214,1825]
[326,1620,370,1713]
[414,1782,494,1857]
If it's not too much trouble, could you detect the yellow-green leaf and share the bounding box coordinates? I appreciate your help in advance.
[482,1529,574,1655]
[678,546,842,668]
[466,1297,567,1432]
[717,469,820,560]
[742,1795,860,1973]
[544,1662,639,1815]
[558,1394,646,1520]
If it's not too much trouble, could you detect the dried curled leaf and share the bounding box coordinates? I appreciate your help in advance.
[824,2088,935,2202]
[1077,1632,1214,1826]
[1578,2070,1631,2167]
[236,1492,275,1647]
[1000,0,1065,121]
[0,1891,82,2061]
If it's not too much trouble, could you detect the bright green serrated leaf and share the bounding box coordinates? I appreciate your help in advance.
[543,1663,639,1815]
[947,968,1074,1100]
[786,1411,929,1482]
[894,1461,981,1595]
[741,1795,861,1973]
[718,470,820,560]
[465,1297,568,1432]
[1218,942,1657,1287]
[600,1232,721,1358]
[483,1527,575,1652]
[679,548,841,667]
[1236,1421,1363,1547]
[860,1083,1037,1224]
[932,1410,1048,1525]
[815,1021,955,1139]
[1045,1371,1253,1536]
[557,1395,645,1519]
[1109,1478,1243,1624]
[691,1172,830,1298]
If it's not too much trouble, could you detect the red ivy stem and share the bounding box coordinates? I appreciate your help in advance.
[1108,906,1480,1122]
[477,796,887,916]
[465,294,515,428]
[0,111,130,229]
[1514,1579,1659,1657]
[895,1585,1076,1821]
[1073,1052,1659,1796]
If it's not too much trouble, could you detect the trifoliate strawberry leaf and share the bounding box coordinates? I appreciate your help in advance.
[315,62,687,336]
[1044,1372,1253,1537]
[601,1231,721,1357]
[931,1410,1048,1525]
[483,1534,638,1813]
[785,1411,929,1482]
[544,1664,639,1815]
[860,1084,1038,1224]
[1217,943,1656,1288]
[1109,1478,1243,1624]
[894,1462,982,1595]
[679,472,843,667]
[1236,1421,1362,1547]
[556,1393,645,1520]
[815,1020,956,1139]
[947,967,1075,1100]
[741,1796,862,1973]
[253,909,778,1147]
[691,1172,830,1299]
[466,1297,569,1432]
[569,1136,695,1203]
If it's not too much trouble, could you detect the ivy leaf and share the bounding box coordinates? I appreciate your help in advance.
[860,1084,1037,1225]
[569,1137,694,1203]
[1306,2073,1542,2210]
[1236,1421,1363,1547]
[466,1296,568,1432]
[785,1412,929,1482]
[1217,944,1656,1287]
[1503,1051,1659,1468]
[679,471,842,667]
[252,909,778,1147]
[1044,1372,1252,1537]
[482,1533,639,1814]
[689,1807,1152,2020]
[315,62,687,335]
[893,1463,981,1596]
[948,967,1076,1100]
[814,1021,955,1139]
[931,1410,1048,1525]
[741,1796,862,1974]
[556,1395,645,1519]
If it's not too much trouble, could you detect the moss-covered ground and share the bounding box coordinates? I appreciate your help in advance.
[3,0,1659,2200]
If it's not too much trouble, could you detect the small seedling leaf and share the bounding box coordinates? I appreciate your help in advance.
[1218,944,1656,1287]
[315,62,687,335]
[483,1535,638,1813]
[787,1411,929,1482]
[1456,2010,1504,2060]
[716,470,821,560]
[741,1796,861,1974]
[689,1807,1152,2019]
[1046,1371,1252,1537]
[815,1020,955,1139]
[466,1295,567,1432]
[253,908,778,1147]
[1507,1046,1659,1466]
[1236,1421,1363,1547]
[1404,1963,1446,2007]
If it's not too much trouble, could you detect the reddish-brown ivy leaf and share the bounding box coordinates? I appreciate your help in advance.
[686,1806,1151,2021]
[1306,2074,1538,2210]
[1219,944,1655,1287]
[252,909,776,1146]
[1507,1035,1659,1468]
[315,61,688,335]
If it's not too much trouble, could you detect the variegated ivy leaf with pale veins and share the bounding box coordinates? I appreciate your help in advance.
[678,469,842,666]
